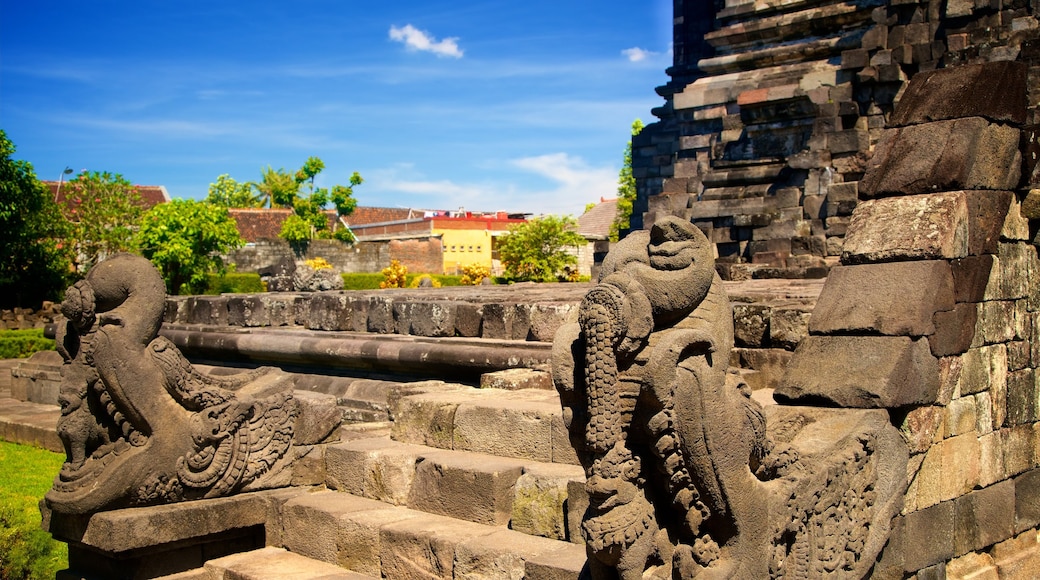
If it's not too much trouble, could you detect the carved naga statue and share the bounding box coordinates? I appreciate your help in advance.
[553,216,770,579]
[555,217,909,579]
[47,254,331,515]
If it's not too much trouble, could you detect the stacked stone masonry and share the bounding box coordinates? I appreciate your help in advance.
[635,0,1040,279]
[777,61,1040,578]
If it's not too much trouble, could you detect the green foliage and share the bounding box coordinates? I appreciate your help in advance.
[0,440,67,580]
[251,158,363,243]
[278,213,313,245]
[340,273,461,290]
[611,119,644,242]
[137,200,245,295]
[0,329,55,359]
[408,275,441,288]
[498,215,586,283]
[0,131,73,309]
[202,272,265,295]
[206,174,261,208]
[60,170,146,272]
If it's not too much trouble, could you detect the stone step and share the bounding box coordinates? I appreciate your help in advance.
[279,489,587,580]
[158,546,377,579]
[325,435,585,541]
[388,383,579,465]
[0,397,61,453]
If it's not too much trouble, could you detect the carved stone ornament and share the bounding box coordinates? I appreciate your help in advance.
[552,217,907,579]
[46,254,332,515]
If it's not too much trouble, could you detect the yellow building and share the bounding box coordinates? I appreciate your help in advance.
[349,210,528,275]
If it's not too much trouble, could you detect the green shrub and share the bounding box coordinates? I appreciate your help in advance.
[341,273,463,290]
[0,329,55,359]
[201,272,265,295]
[0,440,67,580]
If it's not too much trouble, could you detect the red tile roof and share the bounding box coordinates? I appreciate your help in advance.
[344,207,426,226]
[44,180,170,211]
[228,208,341,242]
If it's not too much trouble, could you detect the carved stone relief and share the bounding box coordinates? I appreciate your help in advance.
[46,254,336,515]
[553,217,907,579]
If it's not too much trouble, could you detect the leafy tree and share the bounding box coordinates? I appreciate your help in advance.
[611,119,644,242]
[206,174,261,208]
[59,171,147,272]
[258,157,362,243]
[498,215,586,283]
[136,200,244,295]
[0,131,73,308]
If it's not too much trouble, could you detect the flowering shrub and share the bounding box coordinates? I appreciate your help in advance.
[305,257,333,270]
[379,260,408,289]
[459,263,491,285]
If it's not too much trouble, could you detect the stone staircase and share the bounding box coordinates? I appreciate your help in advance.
[155,381,589,579]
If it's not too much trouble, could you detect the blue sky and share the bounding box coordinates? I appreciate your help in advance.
[1,1,672,217]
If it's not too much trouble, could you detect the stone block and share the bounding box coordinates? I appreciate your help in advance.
[946,552,999,580]
[979,430,1006,489]
[307,293,352,331]
[972,300,1017,347]
[860,118,1021,197]
[529,303,573,342]
[945,396,977,438]
[888,61,1027,127]
[731,348,794,390]
[393,301,456,337]
[1004,425,1036,477]
[902,500,955,573]
[510,463,584,541]
[187,296,229,326]
[941,433,981,501]
[809,261,954,337]
[524,543,589,580]
[203,546,373,580]
[732,303,770,347]
[453,529,568,579]
[407,451,523,526]
[389,390,462,450]
[955,480,1015,554]
[951,255,996,303]
[227,295,270,327]
[901,406,945,455]
[453,393,555,463]
[479,368,553,390]
[365,296,395,334]
[769,307,811,349]
[325,438,423,505]
[1014,468,1040,533]
[841,192,969,264]
[453,303,483,337]
[777,336,940,408]
[956,344,1007,397]
[930,302,978,357]
[291,390,341,445]
[377,514,488,579]
[1005,369,1037,426]
[480,303,515,340]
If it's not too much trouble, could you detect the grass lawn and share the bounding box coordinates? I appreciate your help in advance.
[0,439,67,580]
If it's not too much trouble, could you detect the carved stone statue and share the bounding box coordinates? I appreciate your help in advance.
[553,217,907,579]
[47,254,337,515]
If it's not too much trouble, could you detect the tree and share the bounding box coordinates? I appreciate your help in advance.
[0,130,73,308]
[259,157,362,243]
[611,119,644,242]
[498,215,586,283]
[206,174,262,208]
[136,199,245,295]
[59,171,147,272]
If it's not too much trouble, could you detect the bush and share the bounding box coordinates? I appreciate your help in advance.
[202,272,265,295]
[0,329,55,359]
[0,440,67,580]
[459,264,491,286]
[341,273,386,290]
[380,260,408,289]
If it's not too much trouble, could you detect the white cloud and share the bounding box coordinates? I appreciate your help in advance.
[622,47,653,62]
[389,24,463,58]
[510,153,618,215]
[363,155,617,217]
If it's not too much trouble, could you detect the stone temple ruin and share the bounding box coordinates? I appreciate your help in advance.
[0,3,1034,579]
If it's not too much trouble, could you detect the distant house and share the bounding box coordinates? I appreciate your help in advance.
[43,181,170,213]
[349,209,529,275]
[576,198,619,279]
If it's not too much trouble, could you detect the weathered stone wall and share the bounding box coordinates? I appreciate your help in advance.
[1,304,60,330]
[776,62,1040,577]
[636,0,1040,279]
[225,237,444,275]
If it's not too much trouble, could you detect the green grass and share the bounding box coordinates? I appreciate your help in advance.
[0,330,55,360]
[0,440,67,580]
